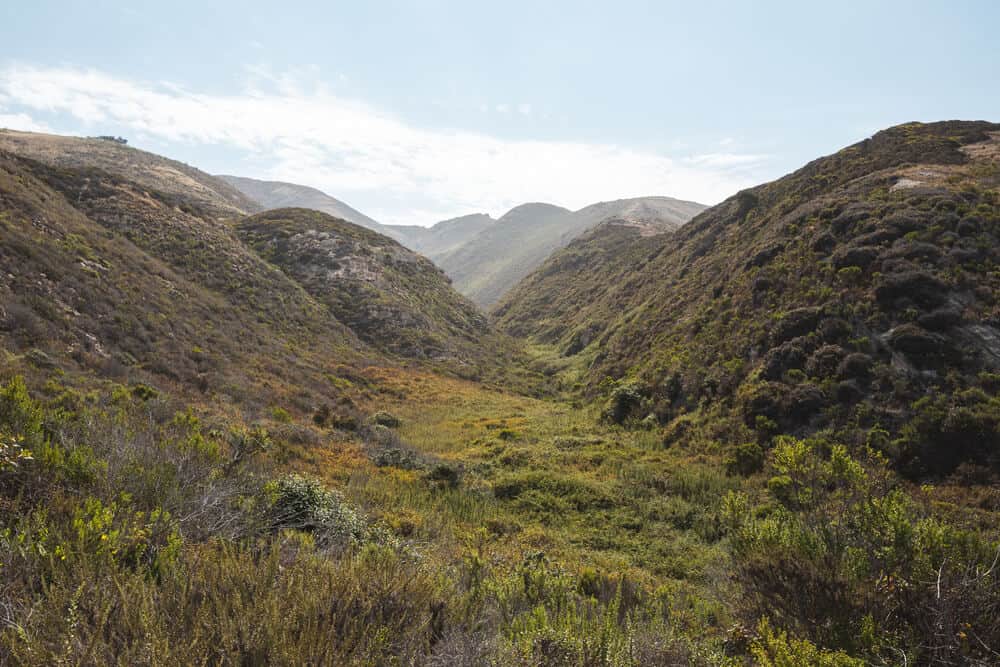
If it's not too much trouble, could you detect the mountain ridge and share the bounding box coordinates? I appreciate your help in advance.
[437,196,706,306]
[0,129,260,217]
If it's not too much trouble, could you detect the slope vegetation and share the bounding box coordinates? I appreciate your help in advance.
[1,149,392,422]
[494,217,679,350]
[499,120,1000,476]
[236,207,502,367]
[2,123,998,666]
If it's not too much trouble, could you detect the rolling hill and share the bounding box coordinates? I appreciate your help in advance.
[219,175,385,231]
[497,120,1000,476]
[236,207,503,365]
[217,172,705,307]
[437,197,706,306]
[0,148,370,416]
[0,129,260,217]
[2,121,999,666]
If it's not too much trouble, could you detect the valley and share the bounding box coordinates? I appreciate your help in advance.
[1,121,998,665]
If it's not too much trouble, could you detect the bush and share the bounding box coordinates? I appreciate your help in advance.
[371,410,401,428]
[897,389,1000,475]
[726,437,1000,662]
[601,380,647,425]
[266,474,391,549]
[426,463,460,488]
[727,441,764,476]
[751,618,863,666]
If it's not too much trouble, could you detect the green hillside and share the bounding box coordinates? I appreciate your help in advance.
[1,123,998,666]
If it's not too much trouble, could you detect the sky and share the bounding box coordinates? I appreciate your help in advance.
[0,1,997,226]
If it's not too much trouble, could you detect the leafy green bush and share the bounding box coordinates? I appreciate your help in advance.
[266,474,395,550]
[751,618,862,666]
[601,380,647,425]
[725,437,1000,663]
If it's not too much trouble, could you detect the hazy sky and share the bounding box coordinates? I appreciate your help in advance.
[1,1,996,225]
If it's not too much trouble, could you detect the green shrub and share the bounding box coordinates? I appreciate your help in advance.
[601,380,647,425]
[266,474,391,549]
[727,441,764,475]
[370,410,401,428]
[751,618,863,666]
[426,463,460,488]
[0,377,44,447]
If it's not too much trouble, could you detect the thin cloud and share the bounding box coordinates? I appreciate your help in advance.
[0,63,769,225]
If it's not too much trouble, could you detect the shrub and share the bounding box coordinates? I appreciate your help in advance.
[266,474,390,549]
[750,618,863,666]
[727,437,1000,662]
[727,441,764,476]
[601,380,647,425]
[426,463,460,488]
[370,410,401,428]
[897,389,1000,475]
[0,376,44,447]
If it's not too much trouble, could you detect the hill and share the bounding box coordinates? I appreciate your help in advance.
[404,212,496,258]
[219,175,387,232]
[0,129,260,217]
[236,207,504,366]
[2,122,999,666]
[218,174,496,257]
[216,173,703,308]
[493,216,679,349]
[497,120,1000,477]
[437,197,706,307]
[0,148,377,418]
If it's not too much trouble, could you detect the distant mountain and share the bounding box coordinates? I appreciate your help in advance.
[218,175,387,232]
[0,129,259,217]
[217,174,705,307]
[436,197,706,307]
[405,213,495,258]
[218,175,495,258]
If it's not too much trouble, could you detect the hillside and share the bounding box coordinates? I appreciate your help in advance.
[0,130,260,217]
[219,174,386,232]
[236,207,503,367]
[405,212,496,258]
[438,197,706,307]
[493,216,679,349]
[0,148,389,417]
[2,122,999,666]
[216,172,703,308]
[498,120,1000,476]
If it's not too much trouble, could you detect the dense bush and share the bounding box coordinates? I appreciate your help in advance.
[725,436,1000,664]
